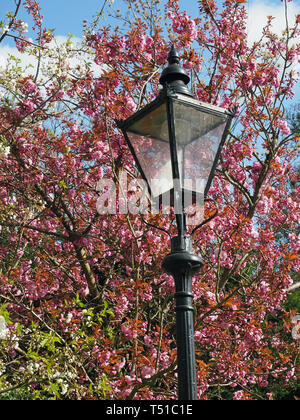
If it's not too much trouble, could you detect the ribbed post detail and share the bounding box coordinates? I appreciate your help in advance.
[174,269,197,400]
[162,236,202,401]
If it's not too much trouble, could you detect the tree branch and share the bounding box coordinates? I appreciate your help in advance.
[286,283,300,293]
[0,0,22,45]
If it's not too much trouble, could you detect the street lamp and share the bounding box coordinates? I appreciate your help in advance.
[117,45,235,400]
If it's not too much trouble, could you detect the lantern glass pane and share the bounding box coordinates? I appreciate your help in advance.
[126,103,172,198]
[127,103,169,142]
[173,101,228,193]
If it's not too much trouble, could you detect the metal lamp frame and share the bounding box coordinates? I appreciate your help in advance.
[116,45,235,400]
[117,87,234,205]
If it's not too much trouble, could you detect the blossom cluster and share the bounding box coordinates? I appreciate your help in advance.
[0,0,298,401]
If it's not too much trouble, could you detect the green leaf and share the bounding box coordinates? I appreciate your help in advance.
[59,179,68,189]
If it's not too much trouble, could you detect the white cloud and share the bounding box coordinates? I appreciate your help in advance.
[247,0,300,45]
[0,43,36,74]
[0,35,102,79]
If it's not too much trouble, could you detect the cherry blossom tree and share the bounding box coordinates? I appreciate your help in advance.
[0,0,299,400]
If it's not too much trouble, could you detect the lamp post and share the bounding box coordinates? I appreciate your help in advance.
[117,45,235,400]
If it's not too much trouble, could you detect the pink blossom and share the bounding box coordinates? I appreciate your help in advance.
[233,390,244,400]
[257,196,273,214]
[287,50,298,62]
[125,374,135,386]
[194,330,203,343]
[137,35,146,52]
[259,71,269,85]
[115,357,126,370]
[277,120,290,136]
[55,90,65,101]
[159,352,170,369]
[115,296,129,316]
[24,79,37,94]
[121,324,138,340]
[141,366,155,379]
[145,36,154,49]
[69,123,80,135]
[183,61,193,70]
[252,161,262,172]
[125,96,136,112]
[236,170,246,183]
[22,99,35,113]
[17,249,24,258]
[144,335,152,346]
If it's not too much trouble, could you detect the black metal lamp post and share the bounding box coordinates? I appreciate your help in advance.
[117,45,235,400]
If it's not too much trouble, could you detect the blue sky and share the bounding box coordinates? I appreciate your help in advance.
[0,0,299,93]
[0,0,198,39]
[34,0,110,37]
[0,0,299,41]
[0,0,107,39]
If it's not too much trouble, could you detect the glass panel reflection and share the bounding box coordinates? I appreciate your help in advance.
[173,102,227,145]
[174,101,227,193]
[127,132,173,197]
[127,103,169,142]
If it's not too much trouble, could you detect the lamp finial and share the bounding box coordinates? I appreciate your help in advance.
[168,45,180,65]
[159,45,193,97]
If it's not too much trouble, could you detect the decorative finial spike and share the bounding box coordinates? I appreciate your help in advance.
[159,44,193,97]
[168,45,180,65]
